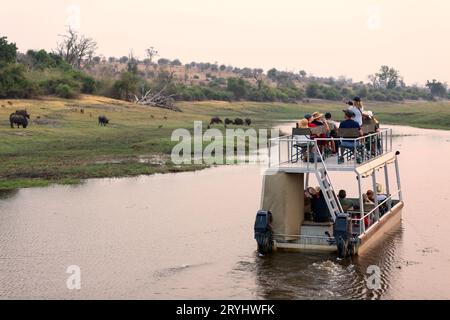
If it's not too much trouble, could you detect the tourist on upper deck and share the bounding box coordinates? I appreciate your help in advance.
[339,110,363,134]
[364,111,381,132]
[338,190,354,212]
[325,113,337,137]
[346,97,364,126]
[305,114,313,124]
[294,119,311,144]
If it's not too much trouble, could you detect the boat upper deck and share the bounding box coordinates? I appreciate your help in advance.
[267,128,394,175]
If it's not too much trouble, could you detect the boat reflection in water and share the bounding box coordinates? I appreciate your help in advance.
[253,224,403,300]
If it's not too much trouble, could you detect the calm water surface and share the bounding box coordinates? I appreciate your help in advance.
[0,125,449,299]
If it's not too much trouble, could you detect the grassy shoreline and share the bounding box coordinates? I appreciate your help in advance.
[1,96,449,190]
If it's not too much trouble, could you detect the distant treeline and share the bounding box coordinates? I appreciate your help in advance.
[1,32,449,103]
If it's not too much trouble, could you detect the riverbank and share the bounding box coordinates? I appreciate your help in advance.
[1,96,449,190]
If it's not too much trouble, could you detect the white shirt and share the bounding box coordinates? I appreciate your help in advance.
[348,106,363,126]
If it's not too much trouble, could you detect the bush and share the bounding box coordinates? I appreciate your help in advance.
[55,84,76,99]
[0,63,35,98]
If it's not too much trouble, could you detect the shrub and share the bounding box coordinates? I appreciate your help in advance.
[55,84,76,99]
[0,63,35,98]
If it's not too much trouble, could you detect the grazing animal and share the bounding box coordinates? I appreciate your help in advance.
[234,118,244,126]
[80,109,85,114]
[98,116,109,126]
[224,118,234,126]
[15,109,31,119]
[164,116,168,120]
[10,113,28,128]
[210,117,223,126]
[245,118,252,126]
[151,115,155,119]
[7,101,13,106]
[1,105,5,108]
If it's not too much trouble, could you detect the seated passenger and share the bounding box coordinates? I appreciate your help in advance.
[325,112,337,153]
[363,193,374,205]
[311,189,332,223]
[304,187,317,221]
[294,119,311,144]
[311,112,330,150]
[339,110,363,148]
[338,190,354,212]
[304,114,313,125]
[367,190,387,203]
[325,113,337,137]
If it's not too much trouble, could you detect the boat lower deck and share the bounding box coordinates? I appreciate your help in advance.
[274,202,403,255]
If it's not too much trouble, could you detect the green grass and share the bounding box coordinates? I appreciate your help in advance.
[1,96,449,190]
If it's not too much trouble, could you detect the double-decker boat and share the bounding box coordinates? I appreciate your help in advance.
[254,125,403,258]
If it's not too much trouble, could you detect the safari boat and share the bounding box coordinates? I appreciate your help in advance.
[254,126,403,258]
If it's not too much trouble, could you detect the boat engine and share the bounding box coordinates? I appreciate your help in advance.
[254,210,273,255]
[334,213,355,258]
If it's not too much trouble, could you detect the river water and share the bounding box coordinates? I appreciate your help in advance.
[0,124,449,300]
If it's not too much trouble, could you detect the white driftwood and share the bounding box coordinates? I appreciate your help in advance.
[134,87,180,112]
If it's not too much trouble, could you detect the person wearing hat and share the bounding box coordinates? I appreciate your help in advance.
[339,109,362,132]
[364,110,380,132]
[338,110,363,164]
[310,111,330,145]
[304,114,313,124]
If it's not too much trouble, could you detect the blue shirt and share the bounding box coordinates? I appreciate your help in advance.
[339,119,361,129]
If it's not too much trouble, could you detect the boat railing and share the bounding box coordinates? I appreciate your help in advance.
[268,128,393,170]
[351,189,402,236]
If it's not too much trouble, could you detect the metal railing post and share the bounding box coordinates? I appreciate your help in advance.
[372,170,380,222]
[384,163,392,211]
[358,174,365,234]
[394,155,403,201]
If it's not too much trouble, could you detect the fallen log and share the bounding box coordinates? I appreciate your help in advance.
[134,88,181,112]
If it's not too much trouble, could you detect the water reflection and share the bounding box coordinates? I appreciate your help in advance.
[0,189,19,200]
[250,224,402,300]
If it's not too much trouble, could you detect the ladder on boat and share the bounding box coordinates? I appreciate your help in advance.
[314,148,344,223]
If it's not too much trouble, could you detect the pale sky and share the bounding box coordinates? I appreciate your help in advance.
[1,0,449,85]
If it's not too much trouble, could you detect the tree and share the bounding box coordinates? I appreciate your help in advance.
[306,82,321,98]
[267,68,278,81]
[0,63,34,98]
[0,36,17,63]
[127,51,138,74]
[55,28,98,69]
[25,49,68,70]
[227,77,247,100]
[426,79,447,98]
[145,47,159,65]
[158,58,170,66]
[145,47,158,78]
[299,70,307,78]
[171,59,182,66]
[119,56,129,64]
[369,65,401,89]
[112,72,140,100]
